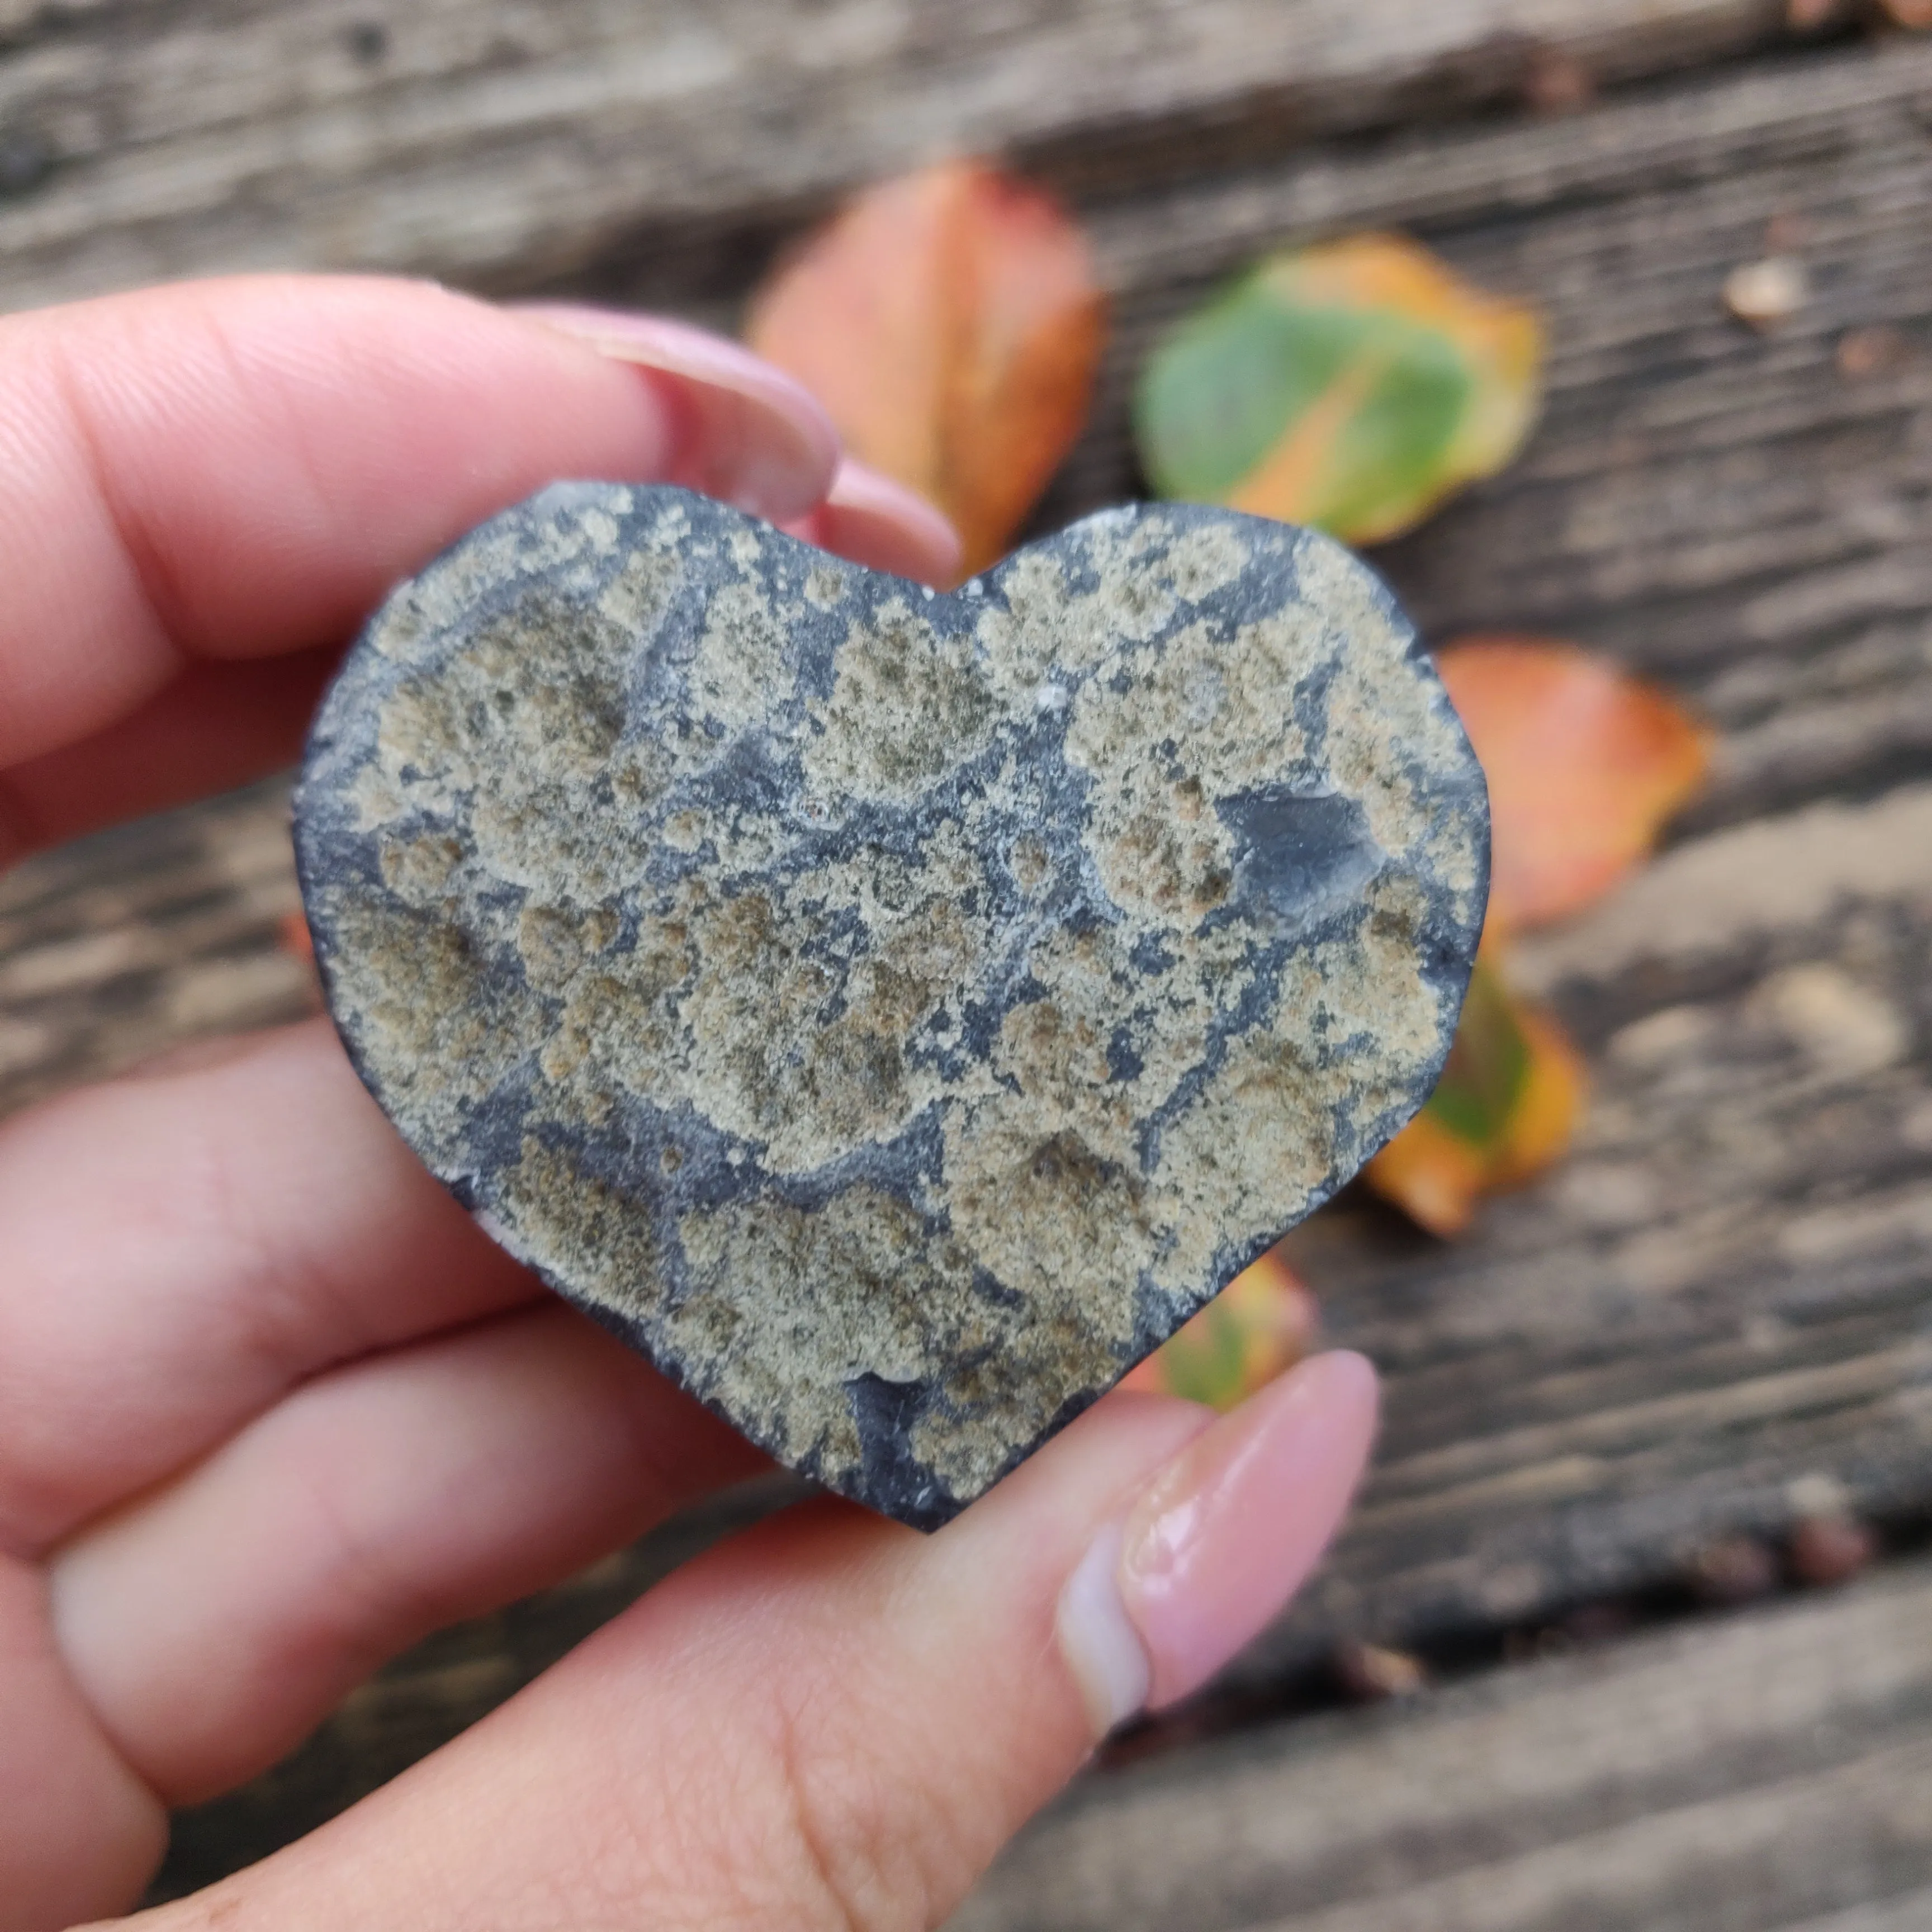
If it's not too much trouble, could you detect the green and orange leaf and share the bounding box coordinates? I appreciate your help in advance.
[1438,637,1713,934]
[1366,957,1587,1237]
[746,158,1105,580]
[1134,232,1542,545]
[1120,1246,1315,1412]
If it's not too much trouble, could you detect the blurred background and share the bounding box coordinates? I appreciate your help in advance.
[3,2,1931,1924]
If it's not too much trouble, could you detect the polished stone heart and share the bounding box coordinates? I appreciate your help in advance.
[295,485,1487,1528]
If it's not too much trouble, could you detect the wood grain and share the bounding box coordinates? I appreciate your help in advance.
[0,778,313,1117]
[953,1559,1932,1931]
[0,0,1800,316]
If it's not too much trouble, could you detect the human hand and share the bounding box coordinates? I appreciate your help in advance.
[0,276,1380,1931]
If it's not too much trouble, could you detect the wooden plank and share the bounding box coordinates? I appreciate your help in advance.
[0,778,312,1116]
[952,1560,1932,1931]
[0,0,1801,315]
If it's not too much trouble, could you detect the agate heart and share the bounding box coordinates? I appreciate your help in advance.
[295,486,1487,1527]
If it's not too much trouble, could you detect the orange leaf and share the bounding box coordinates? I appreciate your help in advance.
[1120,1246,1315,1411]
[1365,958,1586,1236]
[746,159,1105,579]
[1362,1108,1492,1238]
[1437,637,1711,932]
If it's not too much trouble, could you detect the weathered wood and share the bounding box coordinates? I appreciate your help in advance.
[0,777,312,1117]
[953,1559,1932,1931]
[0,29,1923,1905]
[0,0,1804,316]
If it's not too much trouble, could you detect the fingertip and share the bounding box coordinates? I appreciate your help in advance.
[514,305,840,521]
[1120,1350,1380,1708]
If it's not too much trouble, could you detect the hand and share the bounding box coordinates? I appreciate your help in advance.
[0,276,1380,1931]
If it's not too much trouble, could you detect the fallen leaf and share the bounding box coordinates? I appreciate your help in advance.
[1437,637,1712,934]
[1365,958,1587,1237]
[1134,232,1542,546]
[746,159,1105,579]
[1487,1002,1590,1188]
[1119,1246,1315,1411]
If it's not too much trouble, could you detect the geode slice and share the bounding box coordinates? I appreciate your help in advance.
[295,485,1487,1528]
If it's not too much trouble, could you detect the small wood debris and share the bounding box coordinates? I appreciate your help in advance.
[1789,1514,1878,1587]
[1554,1600,1637,1647]
[1838,324,1913,378]
[1522,46,1595,116]
[1335,1640,1428,1701]
[1687,1534,1780,1605]
[1723,256,1809,330]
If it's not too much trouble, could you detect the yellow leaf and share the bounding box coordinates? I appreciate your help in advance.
[1366,957,1586,1236]
[1120,1247,1315,1411]
[1489,1002,1589,1188]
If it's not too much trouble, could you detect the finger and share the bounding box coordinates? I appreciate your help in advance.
[0,274,839,856]
[0,1020,537,1554]
[0,1557,164,1932]
[0,651,335,853]
[119,1356,1377,1932]
[49,1302,763,1807]
[514,308,962,584]
[782,458,963,586]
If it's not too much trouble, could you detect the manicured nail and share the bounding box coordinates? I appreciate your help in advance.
[1054,1521,1150,1735]
[515,304,839,522]
[782,459,962,586]
[1055,1352,1379,1735]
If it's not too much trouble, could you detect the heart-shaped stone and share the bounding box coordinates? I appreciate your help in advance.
[295,485,1486,1528]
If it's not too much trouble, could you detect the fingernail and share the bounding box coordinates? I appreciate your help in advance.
[781,459,962,586]
[1054,1352,1379,1735]
[1054,1521,1150,1736]
[515,304,839,522]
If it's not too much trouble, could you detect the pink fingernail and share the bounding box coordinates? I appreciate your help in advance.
[1055,1520,1151,1736]
[1054,1353,1379,1734]
[781,459,962,586]
[1123,1351,1379,1707]
[515,304,839,522]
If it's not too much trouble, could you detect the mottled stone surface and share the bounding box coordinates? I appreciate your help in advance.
[295,485,1487,1527]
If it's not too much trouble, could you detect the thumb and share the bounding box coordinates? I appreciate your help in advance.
[117,1354,1376,1932]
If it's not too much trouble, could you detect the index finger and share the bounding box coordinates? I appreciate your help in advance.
[0,274,840,861]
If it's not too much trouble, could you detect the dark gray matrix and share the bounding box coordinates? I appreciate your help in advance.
[295,485,1488,1528]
